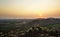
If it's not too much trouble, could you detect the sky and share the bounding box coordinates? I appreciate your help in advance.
[0,0,60,19]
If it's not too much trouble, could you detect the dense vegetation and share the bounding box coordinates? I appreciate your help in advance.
[0,18,60,37]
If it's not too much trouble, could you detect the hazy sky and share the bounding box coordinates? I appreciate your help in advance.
[0,0,60,19]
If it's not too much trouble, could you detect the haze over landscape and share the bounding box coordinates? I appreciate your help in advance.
[0,0,60,37]
[0,0,60,19]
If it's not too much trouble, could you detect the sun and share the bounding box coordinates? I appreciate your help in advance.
[39,14,43,17]
[39,14,44,18]
[36,13,43,18]
[36,13,47,18]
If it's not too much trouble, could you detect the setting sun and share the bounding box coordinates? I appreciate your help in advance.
[0,0,60,37]
[0,0,60,19]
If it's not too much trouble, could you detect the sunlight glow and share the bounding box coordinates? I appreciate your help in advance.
[0,0,60,18]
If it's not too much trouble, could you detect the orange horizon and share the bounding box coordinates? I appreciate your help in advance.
[0,0,60,18]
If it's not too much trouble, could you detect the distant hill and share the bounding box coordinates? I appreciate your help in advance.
[0,18,60,32]
[20,18,60,31]
[25,18,60,26]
